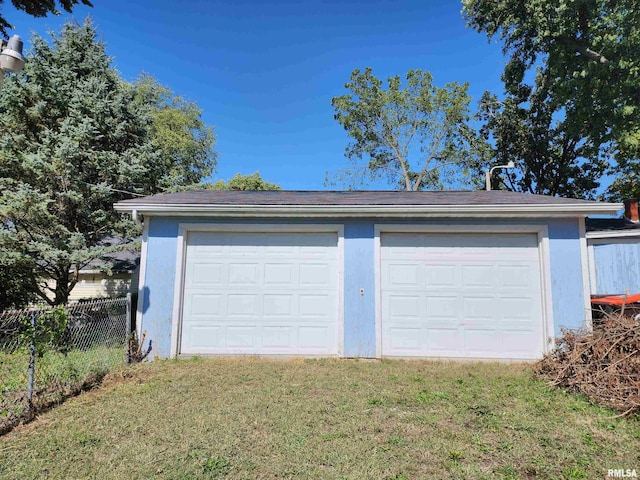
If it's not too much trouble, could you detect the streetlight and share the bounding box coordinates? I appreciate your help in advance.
[485,161,515,191]
[0,35,25,89]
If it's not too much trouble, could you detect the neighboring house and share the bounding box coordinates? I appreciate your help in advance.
[114,190,620,361]
[43,246,140,303]
[67,249,140,302]
[586,199,640,296]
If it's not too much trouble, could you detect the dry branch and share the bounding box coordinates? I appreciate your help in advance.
[535,312,640,417]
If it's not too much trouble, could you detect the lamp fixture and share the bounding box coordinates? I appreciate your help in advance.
[485,161,515,191]
[0,35,25,89]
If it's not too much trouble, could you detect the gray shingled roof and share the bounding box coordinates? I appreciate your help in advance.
[586,217,640,233]
[82,249,140,272]
[117,190,608,206]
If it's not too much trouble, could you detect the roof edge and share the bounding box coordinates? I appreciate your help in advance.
[586,229,640,239]
[114,202,623,218]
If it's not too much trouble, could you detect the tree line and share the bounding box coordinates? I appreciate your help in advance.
[331,0,639,199]
[0,20,277,308]
[1,1,638,308]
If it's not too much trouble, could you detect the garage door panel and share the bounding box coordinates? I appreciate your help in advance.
[388,264,420,286]
[227,294,259,316]
[180,230,340,355]
[299,294,334,318]
[425,296,458,321]
[462,265,496,288]
[228,263,259,285]
[426,266,456,287]
[388,295,421,318]
[464,329,498,354]
[190,263,224,285]
[189,325,222,348]
[463,297,495,319]
[188,293,223,317]
[427,328,461,354]
[299,263,332,285]
[263,294,294,316]
[381,232,545,359]
[499,265,537,288]
[387,327,422,352]
[298,326,333,349]
[264,263,294,285]
[262,326,293,348]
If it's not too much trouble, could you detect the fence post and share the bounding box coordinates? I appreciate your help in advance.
[126,293,132,364]
[25,311,37,417]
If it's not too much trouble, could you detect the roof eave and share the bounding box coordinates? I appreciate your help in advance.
[114,202,623,218]
[586,229,640,239]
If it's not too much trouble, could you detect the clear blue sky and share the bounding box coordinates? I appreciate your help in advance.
[4,0,506,190]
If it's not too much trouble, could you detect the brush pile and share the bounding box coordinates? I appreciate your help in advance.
[535,312,640,417]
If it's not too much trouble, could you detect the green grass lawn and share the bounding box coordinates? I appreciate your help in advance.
[1,346,125,421]
[1,358,639,479]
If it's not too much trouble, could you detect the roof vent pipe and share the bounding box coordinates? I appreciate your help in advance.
[623,199,639,223]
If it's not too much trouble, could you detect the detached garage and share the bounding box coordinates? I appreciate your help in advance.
[114,190,620,360]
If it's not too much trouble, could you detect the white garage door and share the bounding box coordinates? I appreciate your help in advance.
[381,232,545,359]
[180,230,340,355]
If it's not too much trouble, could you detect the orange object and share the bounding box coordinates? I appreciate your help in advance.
[591,293,640,306]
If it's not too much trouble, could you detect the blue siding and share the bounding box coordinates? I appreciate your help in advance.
[547,220,588,332]
[343,222,376,357]
[593,240,640,294]
[139,217,180,358]
[139,216,588,358]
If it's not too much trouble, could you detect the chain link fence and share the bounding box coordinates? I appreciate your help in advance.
[0,296,132,434]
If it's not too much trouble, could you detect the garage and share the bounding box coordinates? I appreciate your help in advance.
[380,230,546,359]
[115,190,621,359]
[178,228,342,355]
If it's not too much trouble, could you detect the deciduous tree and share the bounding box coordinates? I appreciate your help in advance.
[331,68,485,191]
[463,0,640,198]
[477,71,608,197]
[133,75,217,192]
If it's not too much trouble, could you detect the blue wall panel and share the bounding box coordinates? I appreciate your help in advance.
[343,222,376,357]
[593,240,640,294]
[139,217,179,358]
[138,216,588,359]
[547,219,587,333]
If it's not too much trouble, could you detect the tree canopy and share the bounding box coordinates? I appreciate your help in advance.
[207,172,281,191]
[331,68,485,191]
[0,20,216,306]
[476,73,608,197]
[463,0,640,198]
[133,75,217,192]
[0,0,92,38]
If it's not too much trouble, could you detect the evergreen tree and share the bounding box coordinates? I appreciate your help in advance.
[0,20,215,305]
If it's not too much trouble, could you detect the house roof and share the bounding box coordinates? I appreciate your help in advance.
[114,190,622,218]
[586,217,640,232]
[585,217,640,239]
[81,249,140,273]
[77,236,141,273]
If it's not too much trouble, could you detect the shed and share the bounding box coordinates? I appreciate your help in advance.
[586,199,640,296]
[115,190,620,360]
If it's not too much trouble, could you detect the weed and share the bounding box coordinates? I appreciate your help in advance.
[202,455,230,476]
[448,450,464,461]
[562,466,588,479]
